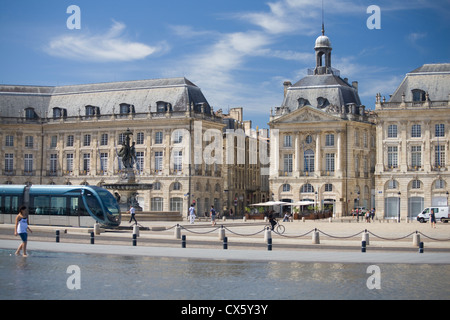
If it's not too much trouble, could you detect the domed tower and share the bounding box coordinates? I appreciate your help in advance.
[314,24,332,75]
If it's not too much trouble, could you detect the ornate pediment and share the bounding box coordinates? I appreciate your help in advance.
[272,105,341,124]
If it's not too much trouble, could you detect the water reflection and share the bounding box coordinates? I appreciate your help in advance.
[0,249,449,300]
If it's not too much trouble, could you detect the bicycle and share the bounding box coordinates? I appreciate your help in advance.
[267,219,285,235]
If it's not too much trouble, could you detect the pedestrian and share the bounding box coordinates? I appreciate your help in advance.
[430,208,437,228]
[14,206,32,257]
[128,205,137,225]
[189,203,196,224]
[370,208,375,222]
[210,205,216,226]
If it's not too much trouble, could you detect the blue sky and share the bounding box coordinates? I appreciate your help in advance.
[0,0,449,129]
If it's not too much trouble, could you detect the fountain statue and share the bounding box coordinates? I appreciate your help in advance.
[104,128,152,213]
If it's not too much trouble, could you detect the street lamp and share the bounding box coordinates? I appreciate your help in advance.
[397,191,401,223]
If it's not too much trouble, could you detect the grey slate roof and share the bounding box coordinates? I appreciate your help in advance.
[389,63,450,103]
[282,74,361,112]
[0,77,211,118]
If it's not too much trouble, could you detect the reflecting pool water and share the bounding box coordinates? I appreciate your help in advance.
[0,249,449,300]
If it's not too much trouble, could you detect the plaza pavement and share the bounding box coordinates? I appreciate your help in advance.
[1,217,450,264]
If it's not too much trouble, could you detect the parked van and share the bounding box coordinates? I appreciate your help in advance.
[416,207,450,223]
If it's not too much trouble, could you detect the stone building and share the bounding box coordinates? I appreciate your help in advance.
[269,30,376,217]
[374,64,450,220]
[0,78,267,217]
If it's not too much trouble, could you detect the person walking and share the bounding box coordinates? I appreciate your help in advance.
[189,203,196,224]
[14,206,32,257]
[430,208,437,228]
[128,205,137,225]
[210,205,217,226]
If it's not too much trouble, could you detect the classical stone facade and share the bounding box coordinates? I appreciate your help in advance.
[269,31,376,217]
[374,64,450,220]
[0,78,268,217]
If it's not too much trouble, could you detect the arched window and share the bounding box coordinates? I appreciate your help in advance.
[317,97,330,109]
[301,184,314,193]
[298,98,310,108]
[282,184,291,192]
[304,150,315,172]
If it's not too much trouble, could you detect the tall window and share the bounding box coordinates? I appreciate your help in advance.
[325,134,334,146]
[100,134,109,146]
[173,151,183,172]
[387,146,398,168]
[83,154,91,173]
[100,153,108,173]
[282,184,291,192]
[412,89,426,102]
[84,134,91,147]
[435,124,445,137]
[155,152,163,172]
[25,136,34,148]
[283,154,293,174]
[24,154,33,173]
[5,135,14,147]
[137,132,144,145]
[136,152,144,173]
[50,154,58,174]
[388,125,397,138]
[5,154,14,172]
[67,135,74,147]
[284,135,292,148]
[304,150,315,172]
[66,154,74,173]
[411,124,421,138]
[435,145,445,168]
[411,146,422,168]
[325,153,335,172]
[151,197,164,211]
[173,130,183,144]
[155,132,163,144]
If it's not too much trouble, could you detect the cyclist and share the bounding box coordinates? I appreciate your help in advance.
[268,212,277,231]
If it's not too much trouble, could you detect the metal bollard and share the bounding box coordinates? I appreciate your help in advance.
[90,232,95,245]
[219,226,226,241]
[362,230,370,246]
[413,232,420,247]
[419,242,424,253]
[223,237,228,250]
[362,240,366,253]
[132,234,137,247]
[56,230,60,243]
[133,224,140,238]
[312,229,320,244]
[175,224,181,239]
[182,235,186,248]
[267,238,272,251]
[264,227,272,242]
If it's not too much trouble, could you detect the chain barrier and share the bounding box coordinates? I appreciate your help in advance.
[153,224,450,242]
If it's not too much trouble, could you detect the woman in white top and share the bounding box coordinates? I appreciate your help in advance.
[14,206,32,257]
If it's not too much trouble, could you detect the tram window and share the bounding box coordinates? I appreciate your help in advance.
[84,191,104,219]
[32,196,50,215]
[51,197,67,215]
[4,196,20,214]
[97,190,120,216]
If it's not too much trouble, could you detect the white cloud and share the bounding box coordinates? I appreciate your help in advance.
[45,21,168,62]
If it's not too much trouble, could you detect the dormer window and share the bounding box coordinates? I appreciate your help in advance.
[25,108,37,120]
[85,105,100,117]
[156,101,171,113]
[53,107,67,119]
[120,103,135,115]
[317,97,330,109]
[412,89,426,102]
[298,98,310,108]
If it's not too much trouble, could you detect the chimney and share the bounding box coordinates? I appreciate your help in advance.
[352,81,359,93]
[283,81,292,98]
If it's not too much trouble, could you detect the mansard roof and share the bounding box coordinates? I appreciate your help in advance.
[389,63,450,103]
[0,77,212,118]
